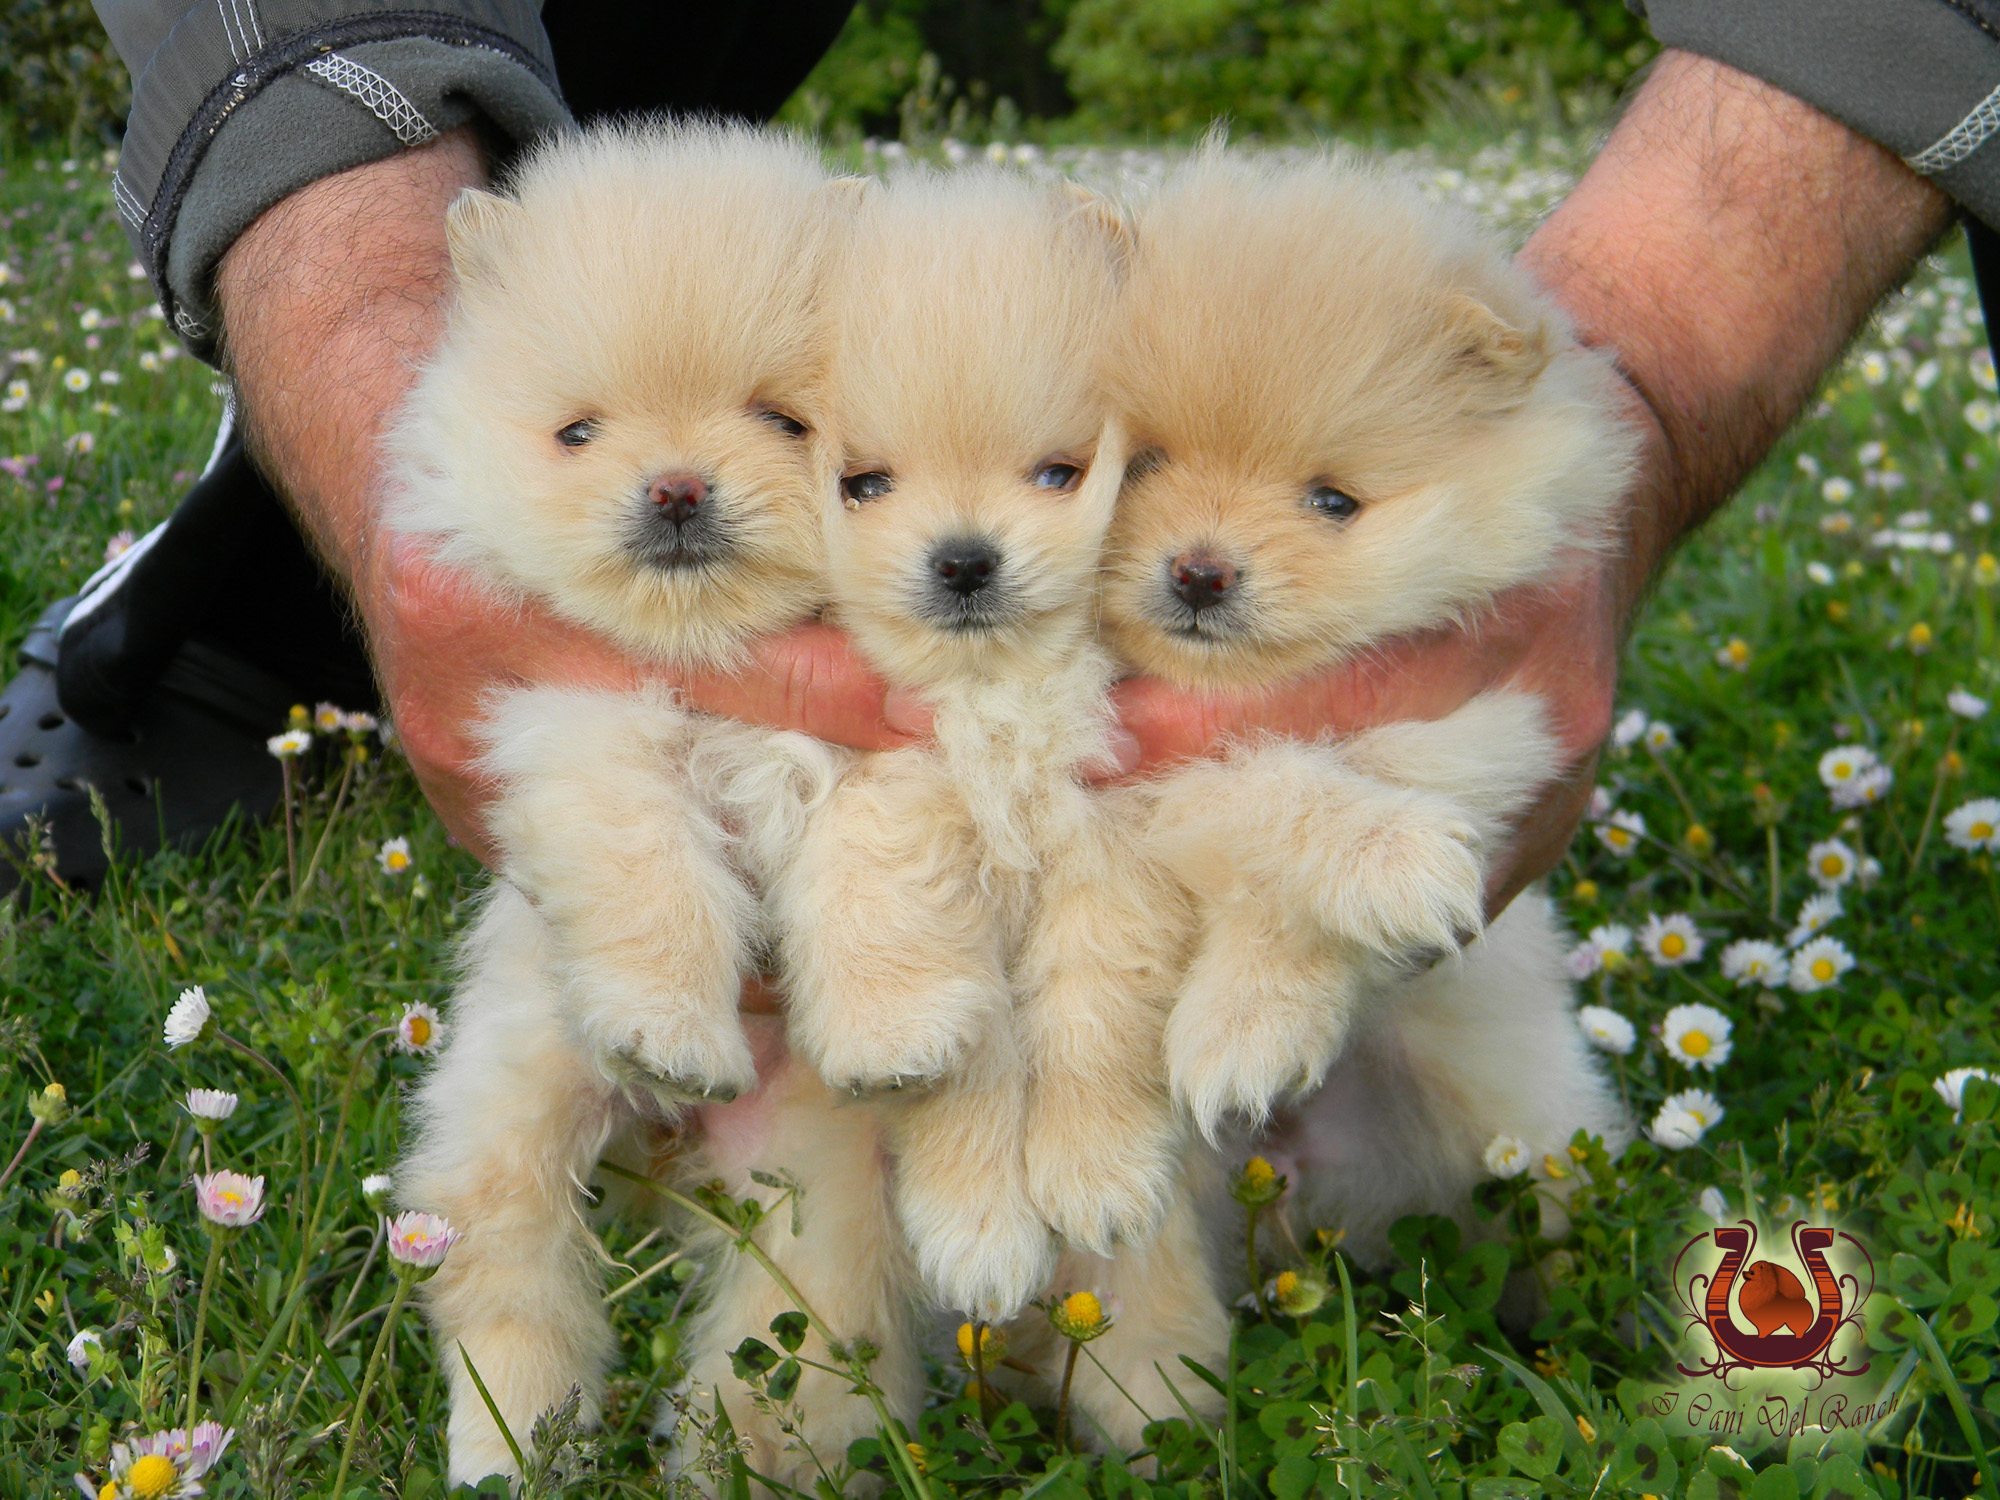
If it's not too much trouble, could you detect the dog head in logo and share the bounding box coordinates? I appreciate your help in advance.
[1737,1259,1815,1338]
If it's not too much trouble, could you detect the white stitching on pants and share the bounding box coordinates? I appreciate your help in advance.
[1909,78,2000,174]
[303,53,440,147]
[214,0,244,60]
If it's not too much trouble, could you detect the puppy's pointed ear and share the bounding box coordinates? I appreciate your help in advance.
[824,174,875,206]
[445,187,524,289]
[1444,292,1552,410]
[1060,181,1135,281]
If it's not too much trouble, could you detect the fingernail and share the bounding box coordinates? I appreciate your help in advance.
[883,687,933,737]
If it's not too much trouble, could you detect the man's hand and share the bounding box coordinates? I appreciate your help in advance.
[215,129,922,862]
[1097,49,1951,917]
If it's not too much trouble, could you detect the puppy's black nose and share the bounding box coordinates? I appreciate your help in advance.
[648,472,707,525]
[931,540,999,596]
[1170,551,1236,612]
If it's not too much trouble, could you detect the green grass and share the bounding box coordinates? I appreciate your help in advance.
[1,130,1998,1500]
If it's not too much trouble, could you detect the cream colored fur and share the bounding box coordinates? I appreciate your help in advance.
[762,167,1190,1323]
[1087,149,1632,1324]
[390,121,857,1485]
[1098,147,1637,1163]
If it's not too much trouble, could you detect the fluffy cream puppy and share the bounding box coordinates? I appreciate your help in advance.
[1097,147,1632,1254]
[388,121,853,1484]
[761,166,1189,1322]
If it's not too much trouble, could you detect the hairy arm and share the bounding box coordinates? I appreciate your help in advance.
[1110,50,1954,914]
[213,128,922,864]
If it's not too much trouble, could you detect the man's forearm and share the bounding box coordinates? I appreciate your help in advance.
[214,128,489,603]
[1521,50,1953,611]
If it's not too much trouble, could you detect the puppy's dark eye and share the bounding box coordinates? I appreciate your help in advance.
[759,408,808,438]
[1306,484,1361,521]
[1033,462,1082,491]
[1124,447,1166,487]
[556,418,598,449]
[841,471,895,507]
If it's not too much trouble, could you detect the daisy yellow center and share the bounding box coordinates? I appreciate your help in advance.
[1243,1157,1275,1190]
[1746,960,1768,976]
[1812,958,1836,982]
[99,1483,120,1500]
[1601,950,1624,970]
[406,1015,432,1047]
[1973,820,1995,840]
[1660,933,1687,959]
[1274,1271,1299,1298]
[1607,828,1630,846]
[1832,762,1854,780]
[386,850,410,870]
[1681,1030,1711,1057]
[1820,855,1845,876]
[1573,881,1598,902]
[1725,641,1748,663]
[124,1455,178,1500]
[218,1190,243,1209]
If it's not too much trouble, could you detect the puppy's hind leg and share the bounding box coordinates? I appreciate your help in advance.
[676,1042,922,1493]
[401,886,627,1487]
[480,684,759,1103]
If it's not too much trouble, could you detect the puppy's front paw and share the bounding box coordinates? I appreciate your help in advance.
[1024,1097,1177,1256]
[576,999,759,1106]
[1165,944,1356,1140]
[798,973,1002,1096]
[900,1173,1055,1321]
[1306,793,1486,955]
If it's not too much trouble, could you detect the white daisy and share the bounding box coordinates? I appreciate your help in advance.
[1644,722,1677,753]
[1596,810,1646,858]
[1638,913,1704,967]
[1858,441,1886,466]
[1698,1186,1730,1222]
[66,1328,102,1373]
[1649,1105,1708,1150]
[1661,1004,1733,1069]
[1831,763,1894,810]
[1806,561,1836,586]
[183,1088,237,1123]
[1787,891,1843,947]
[1789,936,1856,993]
[1483,1135,1531,1178]
[62,368,90,392]
[1948,688,1990,720]
[1715,638,1751,671]
[1817,745,1879,791]
[266,729,311,759]
[163,986,210,1049]
[1935,1067,1996,1121]
[377,837,413,876]
[1587,786,1615,820]
[1570,924,1633,980]
[1719,939,1786,988]
[1945,798,2000,853]
[1611,709,1649,749]
[396,1002,444,1055]
[1805,838,1858,889]
[1576,1005,1637,1055]
[1821,476,1855,504]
